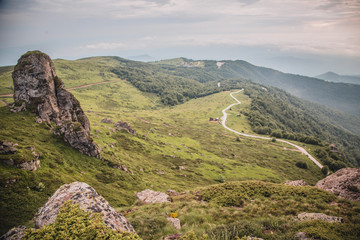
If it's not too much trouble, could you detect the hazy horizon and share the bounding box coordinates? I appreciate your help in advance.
[1,0,359,76]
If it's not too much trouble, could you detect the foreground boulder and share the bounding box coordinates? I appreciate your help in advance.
[34,182,134,232]
[136,189,170,204]
[315,168,360,202]
[12,51,100,158]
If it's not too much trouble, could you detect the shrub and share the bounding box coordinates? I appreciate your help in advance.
[321,166,329,175]
[24,201,141,240]
[295,161,308,169]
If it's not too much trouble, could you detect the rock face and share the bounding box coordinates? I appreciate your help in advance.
[284,180,308,187]
[294,212,344,223]
[34,182,134,232]
[315,168,360,202]
[136,189,170,204]
[12,51,100,158]
[0,226,27,240]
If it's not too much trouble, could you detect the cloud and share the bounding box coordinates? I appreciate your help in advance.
[81,42,126,50]
[0,0,360,69]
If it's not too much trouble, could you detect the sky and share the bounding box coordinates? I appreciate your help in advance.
[0,0,359,76]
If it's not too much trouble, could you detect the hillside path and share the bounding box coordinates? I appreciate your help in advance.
[221,89,323,169]
[0,79,121,106]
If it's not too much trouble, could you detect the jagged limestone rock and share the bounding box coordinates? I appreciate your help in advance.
[34,182,134,232]
[136,189,170,204]
[316,168,360,202]
[12,51,100,158]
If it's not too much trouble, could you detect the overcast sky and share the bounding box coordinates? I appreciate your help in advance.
[0,0,359,76]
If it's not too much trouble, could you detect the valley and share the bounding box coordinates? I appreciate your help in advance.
[0,52,359,240]
[221,90,322,169]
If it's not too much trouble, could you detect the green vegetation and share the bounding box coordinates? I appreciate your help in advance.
[0,80,323,235]
[24,201,141,240]
[240,85,360,168]
[1,55,360,239]
[125,181,360,240]
[154,58,360,116]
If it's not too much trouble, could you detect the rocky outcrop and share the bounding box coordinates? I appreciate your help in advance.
[114,121,136,136]
[167,217,181,229]
[1,141,41,171]
[34,182,134,232]
[136,189,170,204]
[12,51,100,158]
[294,212,344,223]
[315,168,360,202]
[101,118,113,124]
[3,159,41,171]
[0,226,27,240]
[0,141,18,154]
[284,180,308,186]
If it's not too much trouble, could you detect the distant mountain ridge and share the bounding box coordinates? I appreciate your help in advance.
[153,58,360,116]
[316,71,360,85]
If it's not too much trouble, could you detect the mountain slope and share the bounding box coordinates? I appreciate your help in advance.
[154,58,360,116]
[241,85,360,167]
[0,78,325,235]
[316,72,360,85]
[1,54,359,239]
[1,56,359,166]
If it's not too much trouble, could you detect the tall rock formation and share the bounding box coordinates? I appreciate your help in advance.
[12,51,100,158]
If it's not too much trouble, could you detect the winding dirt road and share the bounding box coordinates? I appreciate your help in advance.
[221,89,323,169]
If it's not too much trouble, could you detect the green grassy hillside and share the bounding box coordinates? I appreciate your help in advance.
[1,69,326,235]
[125,181,360,240]
[1,55,359,239]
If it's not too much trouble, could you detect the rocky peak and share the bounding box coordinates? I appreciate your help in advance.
[12,51,100,158]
